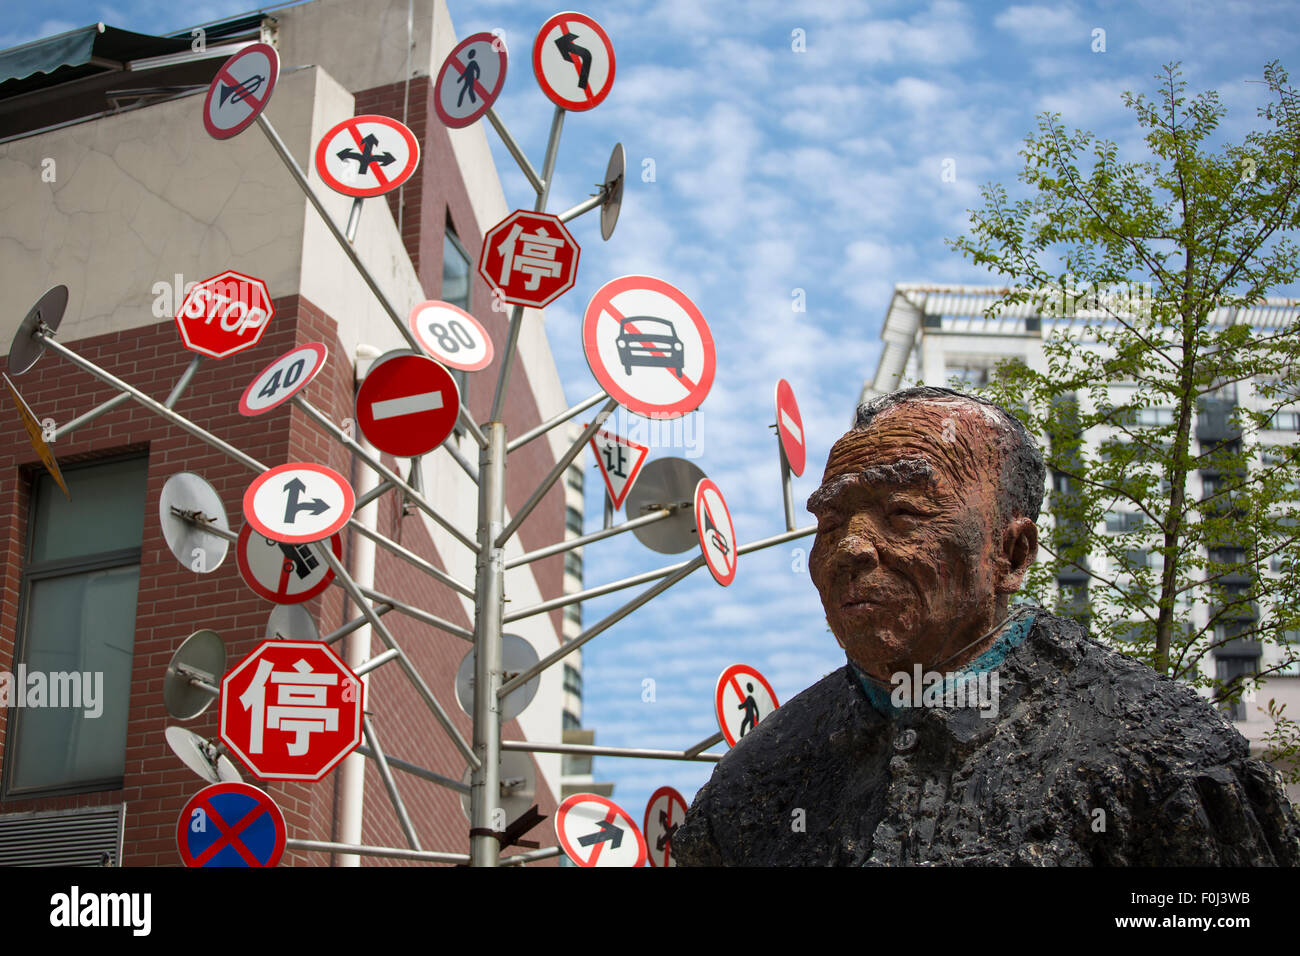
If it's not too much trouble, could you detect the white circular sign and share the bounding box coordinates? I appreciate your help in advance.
[694,478,737,586]
[434,32,508,128]
[409,301,494,372]
[203,43,278,139]
[454,634,540,722]
[239,343,327,416]
[715,664,779,748]
[236,526,341,605]
[582,275,716,419]
[315,115,420,198]
[243,463,354,544]
[533,12,615,112]
[643,786,689,868]
[555,794,646,867]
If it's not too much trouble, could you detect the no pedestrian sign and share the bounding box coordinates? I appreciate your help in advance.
[583,275,715,419]
[533,12,615,111]
[315,114,420,198]
[176,782,286,867]
[715,663,779,748]
[435,32,508,128]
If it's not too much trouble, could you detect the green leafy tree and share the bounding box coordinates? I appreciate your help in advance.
[949,62,1300,777]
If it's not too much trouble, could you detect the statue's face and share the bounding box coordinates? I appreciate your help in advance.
[807,401,1020,680]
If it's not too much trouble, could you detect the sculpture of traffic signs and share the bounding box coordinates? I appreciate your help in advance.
[478,209,580,309]
[173,270,275,359]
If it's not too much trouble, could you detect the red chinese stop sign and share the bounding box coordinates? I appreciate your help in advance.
[477,210,579,308]
[174,270,275,359]
[220,640,363,781]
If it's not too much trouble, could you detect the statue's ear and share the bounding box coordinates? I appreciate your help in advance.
[996,517,1038,594]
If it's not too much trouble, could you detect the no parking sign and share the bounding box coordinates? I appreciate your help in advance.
[177,782,286,867]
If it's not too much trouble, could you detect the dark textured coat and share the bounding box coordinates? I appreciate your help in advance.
[672,611,1300,866]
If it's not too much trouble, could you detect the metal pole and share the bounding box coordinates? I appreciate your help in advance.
[496,398,617,548]
[354,744,470,795]
[320,604,393,646]
[52,392,131,440]
[363,715,422,850]
[506,389,608,453]
[443,437,479,483]
[349,520,474,599]
[684,730,725,758]
[352,648,399,675]
[355,478,394,510]
[500,555,705,698]
[163,354,204,409]
[504,507,672,569]
[470,421,507,867]
[556,191,605,223]
[344,197,364,243]
[501,739,723,763]
[285,839,468,865]
[500,845,564,866]
[485,106,544,196]
[534,106,565,212]
[778,441,796,533]
[355,584,473,642]
[488,304,525,425]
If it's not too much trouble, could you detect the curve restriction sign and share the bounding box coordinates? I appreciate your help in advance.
[643,786,688,868]
[435,32,508,128]
[176,782,286,867]
[315,114,420,198]
[409,301,494,371]
[715,664,779,748]
[239,342,327,416]
[243,462,354,545]
[774,378,807,477]
[203,43,278,140]
[582,275,715,419]
[355,352,460,457]
[555,793,646,867]
[533,12,615,111]
[236,525,341,604]
[694,478,737,586]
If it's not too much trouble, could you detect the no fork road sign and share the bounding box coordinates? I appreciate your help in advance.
[315,114,420,198]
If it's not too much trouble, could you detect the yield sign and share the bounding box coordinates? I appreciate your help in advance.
[220,640,363,781]
[774,378,807,477]
[315,114,420,198]
[243,462,354,545]
[202,43,278,139]
[587,425,649,510]
[715,663,779,748]
[355,351,460,457]
[582,275,715,419]
[555,793,646,867]
[694,478,737,586]
[533,12,615,111]
[478,209,580,309]
[643,786,688,868]
[235,525,341,605]
[176,782,286,867]
[434,32,508,128]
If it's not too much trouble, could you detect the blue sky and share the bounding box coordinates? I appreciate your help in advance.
[9,0,1300,844]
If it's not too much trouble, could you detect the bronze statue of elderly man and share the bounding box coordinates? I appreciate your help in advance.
[673,386,1300,866]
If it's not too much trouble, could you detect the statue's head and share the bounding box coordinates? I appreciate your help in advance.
[807,387,1044,682]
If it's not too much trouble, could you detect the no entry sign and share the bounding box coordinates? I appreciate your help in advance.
[583,275,715,419]
[588,425,648,510]
[239,342,327,416]
[176,782,286,867]
[533,12,615,111]
[315,114,420,198]
[355,352,460,457]
[555,793,646,867]
[694,478,737,586]
[643,786,688,868]
[202,43,278,139]
[220,640,363,781]
[243,462,354,544]
[478,210,580,309]
[774,378,807,477]
[236,525,341,604]
[174,270,274,359]
[409,301,494,371]
[435,32,508,128]
[715,664,779,748]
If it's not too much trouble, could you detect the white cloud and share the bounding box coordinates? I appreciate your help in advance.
[994,4,1088,45]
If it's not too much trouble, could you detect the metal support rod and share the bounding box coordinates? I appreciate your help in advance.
[285,838,468,865]
[355,584,473,642]
[312,539,479,769]
[556,191,605,224]
[320,604,393,646]
[504,525,816,623]
[500,555,704,698]
[353,647,400,676]
[255,113,425,356]
[363,715,422,850]
[504,507,672,569]
[443,437,479,483]
[684,730,725,758]
[294,395,478,552]
[501,739,723,763]
[356,478,394,510]
[506,389,608,453]
[344,197,364,243]
[496,398,618,548]
[355,744,470,795]
[174,509,237,542]
[485,106,544,195]
[779,443,796,533]
[52,391,131,440]
[500,845,564,866]
[534,106,565,212]
[349,519,475,599]
[470,421,507,868]
[603,493,613,531]
[488,304,524,425]
[458,406,488,449]
[173,665,219,698]
[163,354,204,409]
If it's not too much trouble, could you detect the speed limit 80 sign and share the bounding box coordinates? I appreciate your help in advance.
[409,300,495,372]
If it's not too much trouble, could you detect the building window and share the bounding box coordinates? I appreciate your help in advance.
[564,602,582,630]
[562,710,581,731]
[564,551,583,580]
[566,467,584,494]
[4,456,148,797]
[1104,511,1146,533]
[563,664,583,698]
[1215,656,1257,722]
[443,221,472,398]
[1269,410,1300,431]
[565,505,584,537]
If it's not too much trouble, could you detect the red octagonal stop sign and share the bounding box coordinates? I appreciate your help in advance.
[220,640,363,781]
[478,210,579,308]
[174,270,275,359]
